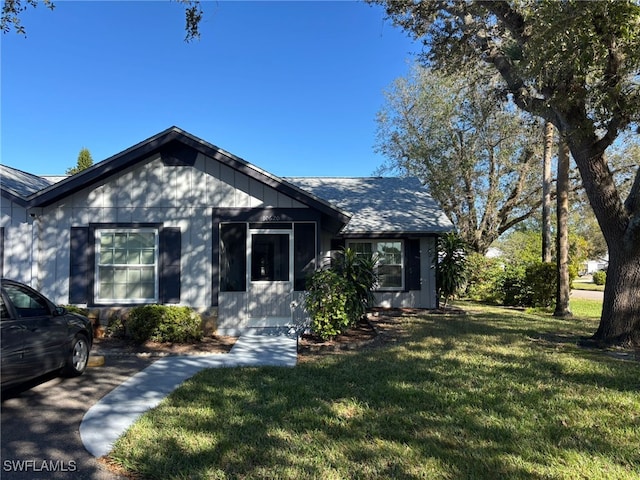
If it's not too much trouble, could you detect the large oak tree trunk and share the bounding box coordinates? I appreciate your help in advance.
[593,246,640,346]
[376,0,640,347]
[567,133,640,346]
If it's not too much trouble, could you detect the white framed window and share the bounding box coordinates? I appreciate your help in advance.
[95,229,159,303]
[348,240,404,290]
[248,228,293,283]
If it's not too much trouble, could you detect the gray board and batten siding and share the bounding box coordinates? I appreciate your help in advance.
[0,127,453,333]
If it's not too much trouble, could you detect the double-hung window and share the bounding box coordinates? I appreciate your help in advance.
[348,240,404,290]
[95,229,159,303]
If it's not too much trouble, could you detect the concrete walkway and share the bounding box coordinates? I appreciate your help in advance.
[80,334,297,458]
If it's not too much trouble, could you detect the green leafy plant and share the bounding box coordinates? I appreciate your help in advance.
[464,252,504,303]
[305,248,378,340]
[436,233,468,306]
[333,247,378,322]
[498,264,526,306]
[127,305,203,344]
[525,262,557,307]
[304,269,353,340]
[592,270,607,285]
[106,315,127,339]
[499,262,558,308]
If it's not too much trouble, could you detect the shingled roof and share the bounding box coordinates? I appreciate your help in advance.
[287,177,453,236]
[1,128,453,238]
[0,165,54,205]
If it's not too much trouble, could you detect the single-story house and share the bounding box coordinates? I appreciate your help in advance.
[582,255,609,275]
[0,127,453,334]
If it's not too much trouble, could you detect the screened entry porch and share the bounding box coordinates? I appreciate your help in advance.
[216,221,317,334]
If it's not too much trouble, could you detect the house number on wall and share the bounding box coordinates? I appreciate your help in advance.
[261,215,282,222]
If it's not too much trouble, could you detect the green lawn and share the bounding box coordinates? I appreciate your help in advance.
[570,298,604,319]
[573,282,605,292]
[109,303,639,479]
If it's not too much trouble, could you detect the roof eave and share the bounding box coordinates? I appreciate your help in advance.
[26,126,351,224]
[340,227,454,238]
[0,189,29,207]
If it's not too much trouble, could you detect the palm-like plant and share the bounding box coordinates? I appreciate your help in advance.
[436,233,468,307]
[334,247,379,321]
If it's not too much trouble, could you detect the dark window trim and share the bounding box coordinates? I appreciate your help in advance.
[69,227,90,304]
[69,222,182,307]
[159,227,181,303]
[294,222,317,291]
[212,208,321,307]
[342,236,428,293]
[341,232,439,239]
[219,223,247,292]
[405,238,421,292]
[213,208,321,225]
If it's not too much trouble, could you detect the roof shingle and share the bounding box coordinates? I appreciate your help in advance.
[287,177,453,235]
[0,165,53,199]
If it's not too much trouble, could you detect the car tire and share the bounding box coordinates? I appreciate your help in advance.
[62,334,90,377]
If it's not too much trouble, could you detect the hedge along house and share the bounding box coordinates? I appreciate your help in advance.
[0,127,453,335]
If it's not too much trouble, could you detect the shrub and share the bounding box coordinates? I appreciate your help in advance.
[106,315,127,339]
[333,247,378,321]
[498,262,557,308]
[465,252,504,303]
[568,263,579,286]
[304,248,378,340]
[127,305,203,344]
[593,270,607,285]
[499,264,528,306]
[305,269,353,340]
[524,262,557,307]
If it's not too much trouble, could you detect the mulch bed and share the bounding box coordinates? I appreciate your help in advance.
[91,308,435,357]
[92,335,237,356]
[297,318,378,354]
[91,306,639,361]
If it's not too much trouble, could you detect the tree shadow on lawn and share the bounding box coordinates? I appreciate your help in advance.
[108,309,639,479]
[409,309,638,391]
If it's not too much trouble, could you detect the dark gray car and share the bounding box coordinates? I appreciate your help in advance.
[1,279,93,389]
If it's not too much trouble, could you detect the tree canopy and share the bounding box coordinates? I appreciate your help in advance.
[372,0,640,346]
[2,0,203,40]
[1,0,54,35]
[376,64,544,254]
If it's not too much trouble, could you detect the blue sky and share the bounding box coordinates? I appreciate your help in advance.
[1,1,420,177]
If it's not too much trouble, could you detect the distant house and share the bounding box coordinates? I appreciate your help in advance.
[0,127,453,334]
[583,255,609,275]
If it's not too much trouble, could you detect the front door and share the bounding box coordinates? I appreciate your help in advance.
[247,228,293,326]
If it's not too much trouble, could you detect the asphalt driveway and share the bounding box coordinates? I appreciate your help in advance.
[1,355,154,480]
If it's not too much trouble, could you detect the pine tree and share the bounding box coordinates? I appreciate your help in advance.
[66,148,93,175]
